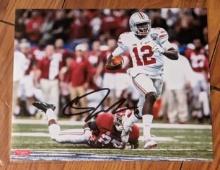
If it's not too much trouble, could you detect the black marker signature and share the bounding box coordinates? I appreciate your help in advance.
[62,88,137,122]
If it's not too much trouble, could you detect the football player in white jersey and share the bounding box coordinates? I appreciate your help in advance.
[106,11,178,149]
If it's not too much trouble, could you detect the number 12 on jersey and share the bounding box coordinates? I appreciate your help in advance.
[132,45,156,66]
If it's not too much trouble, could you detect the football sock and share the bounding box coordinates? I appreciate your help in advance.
[143,114,153,140]
[46,109,57,121]
[45,108,59,139]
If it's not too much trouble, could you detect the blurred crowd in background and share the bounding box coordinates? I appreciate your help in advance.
[13,9,210,123]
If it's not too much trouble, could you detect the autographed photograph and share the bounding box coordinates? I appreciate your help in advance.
[11,9,212,161]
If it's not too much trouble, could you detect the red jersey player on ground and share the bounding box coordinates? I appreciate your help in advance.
[32,101,139,149]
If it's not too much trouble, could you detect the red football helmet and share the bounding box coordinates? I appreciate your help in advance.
[95,112,114,133]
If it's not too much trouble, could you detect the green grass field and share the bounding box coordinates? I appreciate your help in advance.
[11,120,213,160]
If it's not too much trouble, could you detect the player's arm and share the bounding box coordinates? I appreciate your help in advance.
[105,46,126,70]
[105,55,116,69]
[157,28,178,60]
[85,121,99,131]
[105,34,128,70]
[162,47,178,60]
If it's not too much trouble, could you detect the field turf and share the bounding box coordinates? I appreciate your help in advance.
[11,119,213,161]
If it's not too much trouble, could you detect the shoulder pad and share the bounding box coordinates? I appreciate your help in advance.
[150,27,168,43]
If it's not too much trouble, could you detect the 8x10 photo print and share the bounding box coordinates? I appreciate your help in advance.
[11,9,212,161]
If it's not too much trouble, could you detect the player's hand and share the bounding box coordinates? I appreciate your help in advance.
[121,129,130,143]
[154,45,165,54]
[98,132,112,145]
[151,42,165,54]
[112,141,126,149]
[89,135,97,142]
[105,55,123,70]
[157,46,165,54]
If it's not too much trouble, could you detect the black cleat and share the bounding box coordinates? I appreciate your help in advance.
[32,101,56,112]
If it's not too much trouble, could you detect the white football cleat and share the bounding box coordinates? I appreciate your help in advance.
[144,138,157,149]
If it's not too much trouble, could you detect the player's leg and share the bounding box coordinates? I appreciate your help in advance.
[176,89,189,123]
[49,80,59,117]
[12,80,20,116]
[121,77,142,138]
[77,86,88,120]
[121,94,143,143]
[199,78,210,118]
[199,91,210,117]
[40,79,50,103]
[24,75,37,116]
[33,101,91,144]
[69,85,78,120]
[48,114,91,144]
[167,89,178,123]
[46,108,91,144]
[132,74,161,149]
[191,74,203,120]
[142,92,156,140]
[32,101,59,138]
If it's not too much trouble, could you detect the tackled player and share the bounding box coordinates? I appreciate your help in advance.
[33,101,139,149]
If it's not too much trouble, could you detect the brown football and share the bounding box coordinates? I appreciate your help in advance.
[105,56,123,70]
[112,56,123,65]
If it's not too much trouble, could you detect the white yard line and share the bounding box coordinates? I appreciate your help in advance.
[12,132,212,144]
[13,119,211,129]
[11,148,213,152]
[13,131,213,144]
[13,130,210,144]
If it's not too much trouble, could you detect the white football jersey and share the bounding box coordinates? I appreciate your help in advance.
[112,27,174,78]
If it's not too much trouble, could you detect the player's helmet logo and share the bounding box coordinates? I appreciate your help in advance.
[129,11,151,37]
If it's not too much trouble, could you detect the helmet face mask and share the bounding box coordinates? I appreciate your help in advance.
[114,108,133,132]
[129,12,151,37]
[114,114,124,131]
[136,22,151,37]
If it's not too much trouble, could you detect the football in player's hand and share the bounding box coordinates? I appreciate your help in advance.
[112,56,123,65]
[105,56,123,70]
